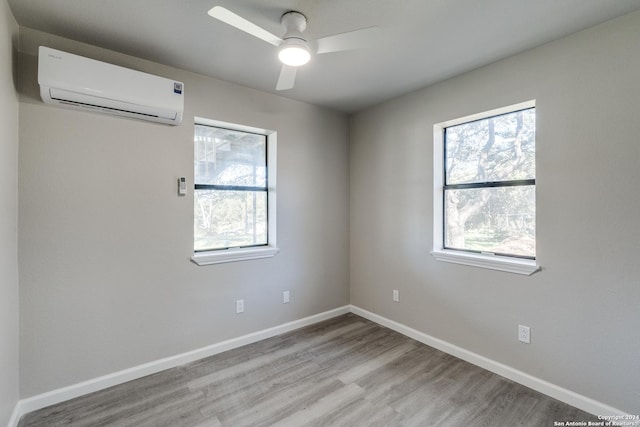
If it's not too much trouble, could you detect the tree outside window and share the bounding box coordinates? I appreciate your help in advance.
[194,124,268,252]
[443,107,535,259]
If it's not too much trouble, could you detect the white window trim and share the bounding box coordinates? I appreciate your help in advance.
[431,100,540,276]
[191,117,278,266]
[192,246,279,266]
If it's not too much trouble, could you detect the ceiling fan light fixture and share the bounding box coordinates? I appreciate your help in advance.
[278,38,311,66]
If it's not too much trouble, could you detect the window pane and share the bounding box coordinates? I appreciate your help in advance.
[194,125,267,187]
[194,190,267,251]
[444,186,535,258]
[445,108,535,185]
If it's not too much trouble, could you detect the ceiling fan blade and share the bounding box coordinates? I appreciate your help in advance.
[315,26,380,54]
[208,6,282,46]
[276,65,297,91]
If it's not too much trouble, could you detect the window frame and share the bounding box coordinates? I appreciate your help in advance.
[191,117,278,266]
[431,101,539,275]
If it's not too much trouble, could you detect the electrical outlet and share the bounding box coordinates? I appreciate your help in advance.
[283,291,290,304]
[518,324,530,344]
[236,299,244,314]
[393,289,400,302]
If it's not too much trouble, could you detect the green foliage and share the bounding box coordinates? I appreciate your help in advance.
[193,125,268,251]
[445,108,536,257]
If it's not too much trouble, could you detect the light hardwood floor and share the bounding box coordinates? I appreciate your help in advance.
[19,314,598,426]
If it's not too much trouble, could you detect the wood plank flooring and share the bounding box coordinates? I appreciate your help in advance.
[19,314,598,426]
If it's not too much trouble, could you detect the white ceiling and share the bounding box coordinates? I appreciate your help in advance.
[8,0,640,113]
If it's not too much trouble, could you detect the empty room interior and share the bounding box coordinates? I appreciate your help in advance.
[2,0,640,426]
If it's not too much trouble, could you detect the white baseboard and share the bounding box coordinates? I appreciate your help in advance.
[6,405,21,427]
[8,305,350,427]
[349,305,628,418]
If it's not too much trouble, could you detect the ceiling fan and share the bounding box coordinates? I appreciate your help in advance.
[208,6,380,91]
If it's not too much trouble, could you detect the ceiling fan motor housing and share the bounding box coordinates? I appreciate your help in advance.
[281,11,308,42]
[278,11,311,66]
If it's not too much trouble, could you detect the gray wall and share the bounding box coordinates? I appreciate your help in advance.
[350,10,640,414]
[0,0,19,424]
[17,29,350,397]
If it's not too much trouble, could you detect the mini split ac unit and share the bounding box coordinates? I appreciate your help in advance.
[38,46,184,125]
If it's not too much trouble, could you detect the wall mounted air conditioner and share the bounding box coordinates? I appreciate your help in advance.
[38,46,184,125]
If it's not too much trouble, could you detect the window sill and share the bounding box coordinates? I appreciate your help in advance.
[191,246,279,266]
[431,249,540,276]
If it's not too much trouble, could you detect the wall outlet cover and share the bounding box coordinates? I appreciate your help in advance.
[236,299,244,314]
[393,289,400,302]
[518,324,530,344]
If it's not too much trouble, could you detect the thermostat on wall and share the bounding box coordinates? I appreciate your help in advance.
[178,177,187,196]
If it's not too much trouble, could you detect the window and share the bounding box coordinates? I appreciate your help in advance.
[432,101,539,275]
[191,118,278,265]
